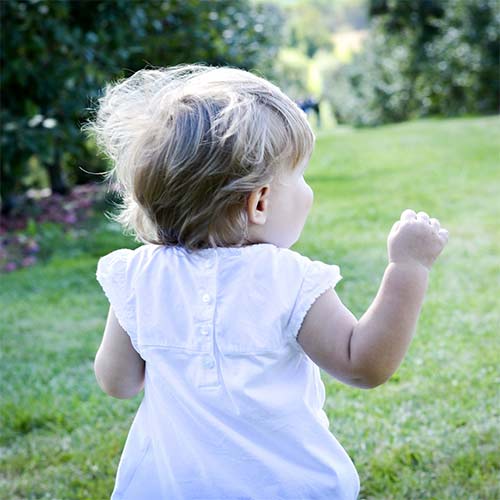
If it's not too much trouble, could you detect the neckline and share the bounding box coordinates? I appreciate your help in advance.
[171,243,277,256]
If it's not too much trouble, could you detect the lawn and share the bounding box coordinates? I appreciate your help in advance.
[1,116,499,499]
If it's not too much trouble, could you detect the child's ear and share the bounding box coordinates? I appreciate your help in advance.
[247,185,270,225]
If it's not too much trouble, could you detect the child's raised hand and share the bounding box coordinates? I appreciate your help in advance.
[388,209,449,271]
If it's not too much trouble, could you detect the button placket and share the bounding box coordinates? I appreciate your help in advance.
[203,356,215,369]
[196,251,220,389]
[198,324,212,351]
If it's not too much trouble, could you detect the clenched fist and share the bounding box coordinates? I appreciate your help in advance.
[388,209,449,271]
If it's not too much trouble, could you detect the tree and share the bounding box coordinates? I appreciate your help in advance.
[0,0,284,213]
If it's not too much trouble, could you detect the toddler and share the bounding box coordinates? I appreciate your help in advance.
[89,65,448,499]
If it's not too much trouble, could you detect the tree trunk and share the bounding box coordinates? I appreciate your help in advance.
[44,149,70,195]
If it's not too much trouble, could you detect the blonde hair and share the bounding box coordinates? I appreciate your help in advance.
[85,64,314,250]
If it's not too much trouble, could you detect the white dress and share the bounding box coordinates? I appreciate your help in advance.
[96,243,360,500]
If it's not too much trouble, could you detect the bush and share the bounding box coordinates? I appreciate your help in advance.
[323,0,499,126]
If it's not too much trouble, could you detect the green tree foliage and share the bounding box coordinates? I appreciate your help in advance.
[323,0,499,126]
[286,0,334,58]
[285,0,367,57]
[0,0,283,212]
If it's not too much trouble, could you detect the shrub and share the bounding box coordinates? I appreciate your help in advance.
[323,0,499,126]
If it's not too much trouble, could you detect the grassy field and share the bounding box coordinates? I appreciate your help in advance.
[1,116,499,499]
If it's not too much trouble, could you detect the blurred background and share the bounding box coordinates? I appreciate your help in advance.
[1,0,498,273]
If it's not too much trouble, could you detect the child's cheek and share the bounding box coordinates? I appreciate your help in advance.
[305,184,314,213]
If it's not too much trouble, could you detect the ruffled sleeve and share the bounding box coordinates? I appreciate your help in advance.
[286,257,342,344]
[96,249,139,352]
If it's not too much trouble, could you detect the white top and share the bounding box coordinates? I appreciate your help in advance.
[96,243,360,500]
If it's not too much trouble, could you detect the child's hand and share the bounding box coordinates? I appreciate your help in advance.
[388,209,449,271]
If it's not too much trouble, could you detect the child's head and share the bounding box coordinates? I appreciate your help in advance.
[87,64,315,250]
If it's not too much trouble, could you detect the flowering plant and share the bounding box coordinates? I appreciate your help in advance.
[0,183,107,272]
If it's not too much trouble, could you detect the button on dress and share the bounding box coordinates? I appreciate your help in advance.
[96,243,360,499]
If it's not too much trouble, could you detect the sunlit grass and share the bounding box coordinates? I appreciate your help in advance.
[1,116,499,499]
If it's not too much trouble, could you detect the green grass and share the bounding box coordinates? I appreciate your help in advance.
[1,116,499,499]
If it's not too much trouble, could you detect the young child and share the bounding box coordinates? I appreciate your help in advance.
[89,65,448,499]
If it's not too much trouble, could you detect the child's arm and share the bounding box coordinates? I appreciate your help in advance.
[94,307,145,399]
[298,209,449,389]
